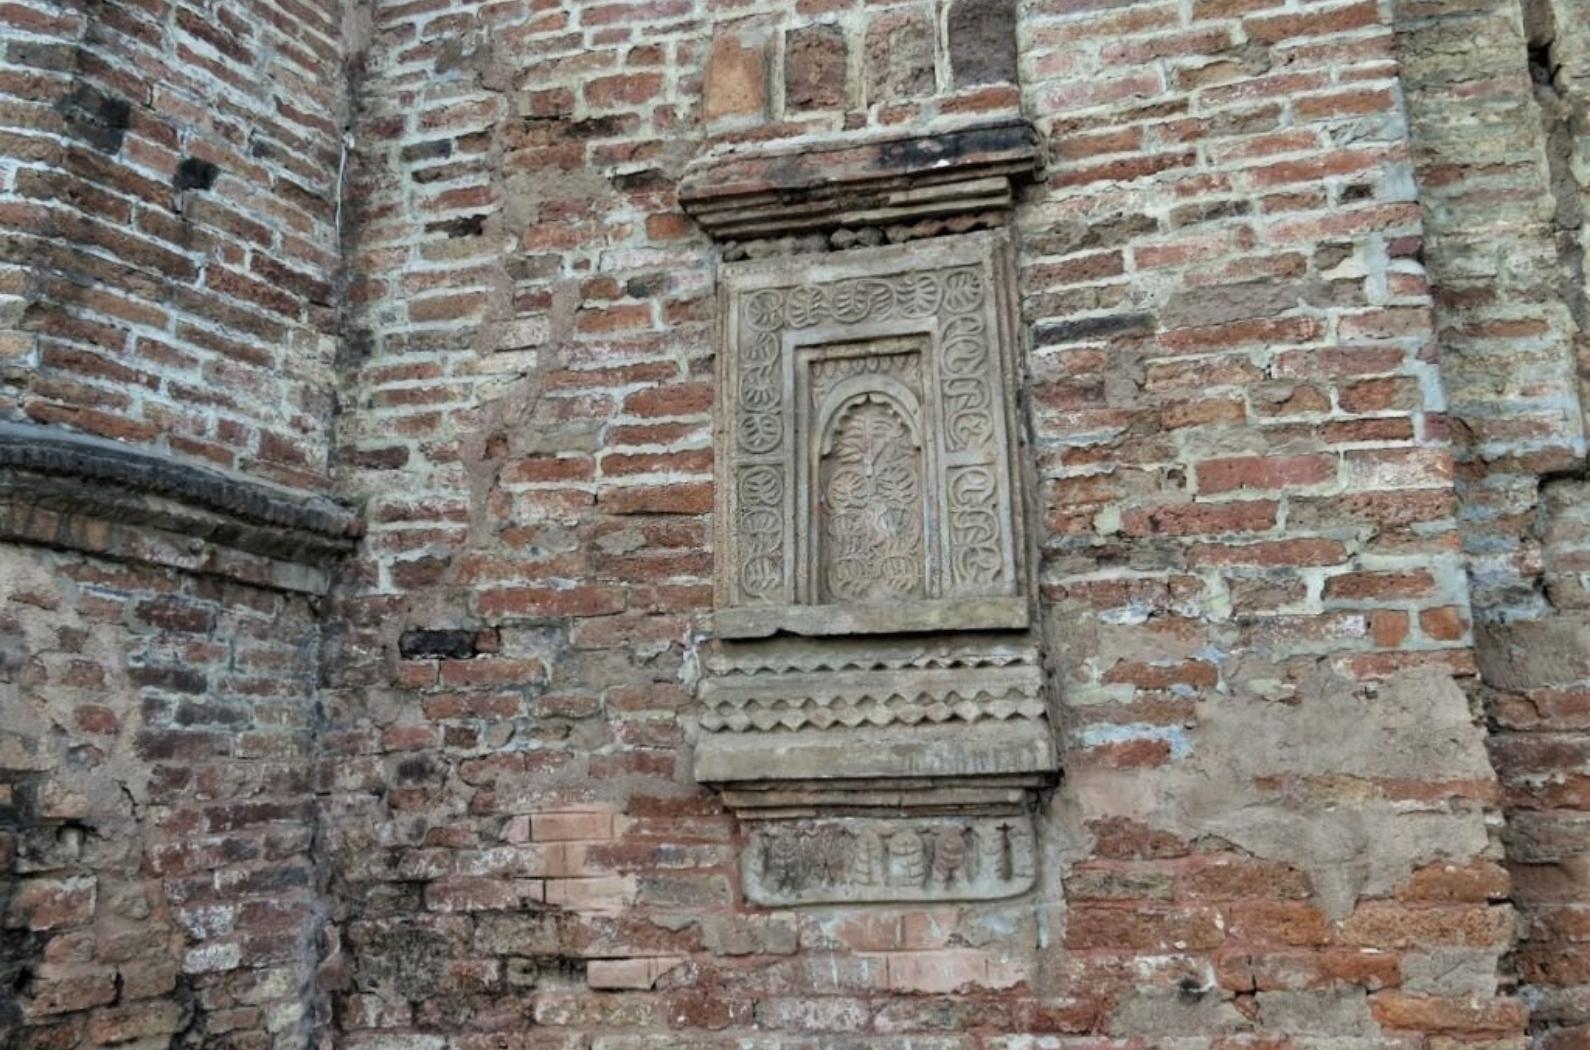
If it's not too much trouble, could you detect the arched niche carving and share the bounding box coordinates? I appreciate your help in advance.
[696,231,1057,872]
[714,233,1028,639]
[816,384,929,605]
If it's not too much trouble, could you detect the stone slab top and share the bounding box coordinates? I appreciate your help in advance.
[679,117,1042,241]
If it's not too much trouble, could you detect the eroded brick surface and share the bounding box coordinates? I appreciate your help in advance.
[0,548,323,1050]
[0,0,348,491]
[1397,0,1590,1045]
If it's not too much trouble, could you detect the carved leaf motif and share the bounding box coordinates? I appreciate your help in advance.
[785,286,826,328]
[850,831,885,886]
[738,331,783,455]
[821,398,925,603]
[893,273,943,317]
[888,830,928,888]
[948,466,1003,588]
[933,826,968,887]
[830,279,894,323]
[942,269,985,313]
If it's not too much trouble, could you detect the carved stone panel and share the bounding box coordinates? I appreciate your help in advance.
[698,634,1047,736]
[715,231,1027,639]
[744,814,1037,906]
[697,230,1056,849]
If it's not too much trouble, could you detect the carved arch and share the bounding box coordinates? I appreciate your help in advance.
[814,379,931,604]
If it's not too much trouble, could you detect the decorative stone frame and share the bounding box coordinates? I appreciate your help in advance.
[714,232,1029,640]
[681,98,1056,903]
[693,231,1058,838]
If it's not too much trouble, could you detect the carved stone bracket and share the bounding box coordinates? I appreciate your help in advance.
[0,422,362,593]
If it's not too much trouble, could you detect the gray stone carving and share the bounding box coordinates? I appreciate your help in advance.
[715,232,1027,632]
[696,233,1056,902]
[698,637,1047,734]
[744,814,1037,905]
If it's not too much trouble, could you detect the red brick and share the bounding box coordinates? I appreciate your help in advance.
[1341,902,1513,948]
[1196,454,1337,494]
[8,877,96,930]
[585,73,663,108]
[1121,500,1280,536]
[1322,570,1435,601]
[475,586,626,618]
[1371,993,1528,1033]
[704,31,767,120]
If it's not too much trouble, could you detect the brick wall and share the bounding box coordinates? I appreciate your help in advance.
[0,4,351,1043]
[1398,0,1590,1045]
[2,0,1585,1044]
[0,0,349,492]
[324,0,1524,1045]
[1,544,324,1050]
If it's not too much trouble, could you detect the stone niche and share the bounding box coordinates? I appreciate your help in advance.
[694,233,1057,904]
[695,230,1054,780]
[684,5,1054,907]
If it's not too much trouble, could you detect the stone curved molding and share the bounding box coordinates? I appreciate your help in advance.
[0,422,361,540]
[0,422,362,579]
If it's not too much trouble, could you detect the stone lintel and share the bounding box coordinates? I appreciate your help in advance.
[694,722,1058,787]
[679,118,1042,241]
[713,596,1031,639]
[0,422,361,591]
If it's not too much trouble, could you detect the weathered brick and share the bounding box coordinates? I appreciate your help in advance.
[704,30,768,122]
[785,24,847,110]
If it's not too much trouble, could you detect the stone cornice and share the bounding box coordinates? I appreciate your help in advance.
[679,117,1043,242]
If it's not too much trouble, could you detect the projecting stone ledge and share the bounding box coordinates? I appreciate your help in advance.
[693,634,1059,814]
[695,722,1058,791]
[679,117,1042,242]
[0,422,362,593]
